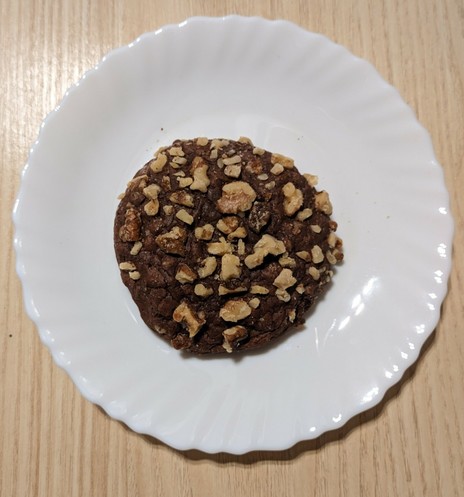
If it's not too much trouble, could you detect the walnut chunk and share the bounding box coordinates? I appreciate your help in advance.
[250,285,269,295]
[278,255,296,268]
[177,177,193,188]
[311,224,322,233]
[143,184,161,200]
[282,182,303,216]
[172,156,187,165]
[237,239,246,255]
[248,298,260,309]
[194,283,213,297]
[119,206,141,242]
[155,226,187,255]
[271,153,294,169]
[270,163,284,175]
[296,251,311,261]
[275,289,291,302]
[216,216,240,235]
[218,285,248,295]
[196,137,209,146]
[304,173,318,186]
[129,271,141,280]
[207,237,232,255]
[327,232,337,248]
[308,266,320,280]
[173,302,205,338]
[217,181,257,214]
[220,254,241,280]
[130,241,143,256]
[144,199,160,216]
[315,191,333,215]
[175,263,197,284]
[197,256,217,278]
[194,224,214,241]
[163,205,174,215]
[149,153,168,173]
[296,284,305,293]
[119,262,136,271]
[227,227,247,240]
[176,209,194,225]
[252,147,265,156]
[265,181,276,190]
[311,245,324,264]
[326,251,338,265]
[222,326,248,353]
[296,208,313,221]
[273,268,297,290]
[169,191,194,207]
[168,146,185,157]
[244,234,286,269]
[288,309,296,322]
[224,164,242,178]
[189,156,210,193]
[238,136,253,144]
[248,202,271,233]
[223,155,242,165]
[219,300,252,322]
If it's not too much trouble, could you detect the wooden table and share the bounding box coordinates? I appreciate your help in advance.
[1,1,463,495]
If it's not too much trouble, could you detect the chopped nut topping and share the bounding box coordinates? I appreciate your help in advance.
[143,184,161,200]
[275,289,291,302]
[169,191,194,207]
[169,161,180,169]
[219,300,252,322]
[218,285,248,295]
[304,173,318,186]
[174,171,186,177]
[168,146,185,157]
[163,205,174,215]
[127,174,148,188]
[211,139,229,149]
[296,208,313,221]
[308,266,320,280]
[282,182,304,216]
[216,216,240,235]
[155,226,187,255]
[296,251,311,261]
[177,177,193,188]
[207,237,232,255]
[220,254,241,280]
[314,190,333,215]
[119,262,136,271]
[149,153,168,173]
[130,241,143,256]
[196,137,209,146]
[194,283,213,297]
[273,268,297,290]
[237,239,245,255]
[244,234,286,269]
[210,149,218,160]
[279,255,296,268]
[311,225,322,233]
[271,153,294,169]
[238,136,253,144]
[224,164,242,178]
[228,227,247,240]
[248,202,270,233]
[296,284,305,294]
[172,156,187,165]
[326,251,337,265]
[217,158,224,169]
[161,176,171,190]
[250,285,269,295]
[217,181,257,214]
[176,209,194,225]
[173,302,205,337]
[194,224,214,241]
[223,155,241,165]
[144,199,160,216]
[222,326,248,353]
[265,181,276,190]
[249,298,260,309]
[252,147,265,156]
[327,232,337,248]
[189,156,210,193]
[288,309,296,322]
[197,256,217,278]
[175,263,197,283]
[270,163,284,175]
[257,173,269,181]
[311,245,324,264]
[128,271,140,280]
[119,206,141,242]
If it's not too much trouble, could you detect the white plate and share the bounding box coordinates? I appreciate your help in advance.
[13,16,453,454]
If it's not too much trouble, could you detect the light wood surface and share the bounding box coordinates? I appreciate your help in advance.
[1,1,463,496]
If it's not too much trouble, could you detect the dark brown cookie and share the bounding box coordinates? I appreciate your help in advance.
[114,137,343,354]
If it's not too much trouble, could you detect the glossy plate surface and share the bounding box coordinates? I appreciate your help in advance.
[13,16,453,454]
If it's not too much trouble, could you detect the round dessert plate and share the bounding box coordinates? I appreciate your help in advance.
[13,16,453,454]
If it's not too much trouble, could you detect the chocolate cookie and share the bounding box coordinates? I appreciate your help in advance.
[114,137,343,354]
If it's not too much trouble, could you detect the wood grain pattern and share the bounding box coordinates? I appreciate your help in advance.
[1,0,463,496]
